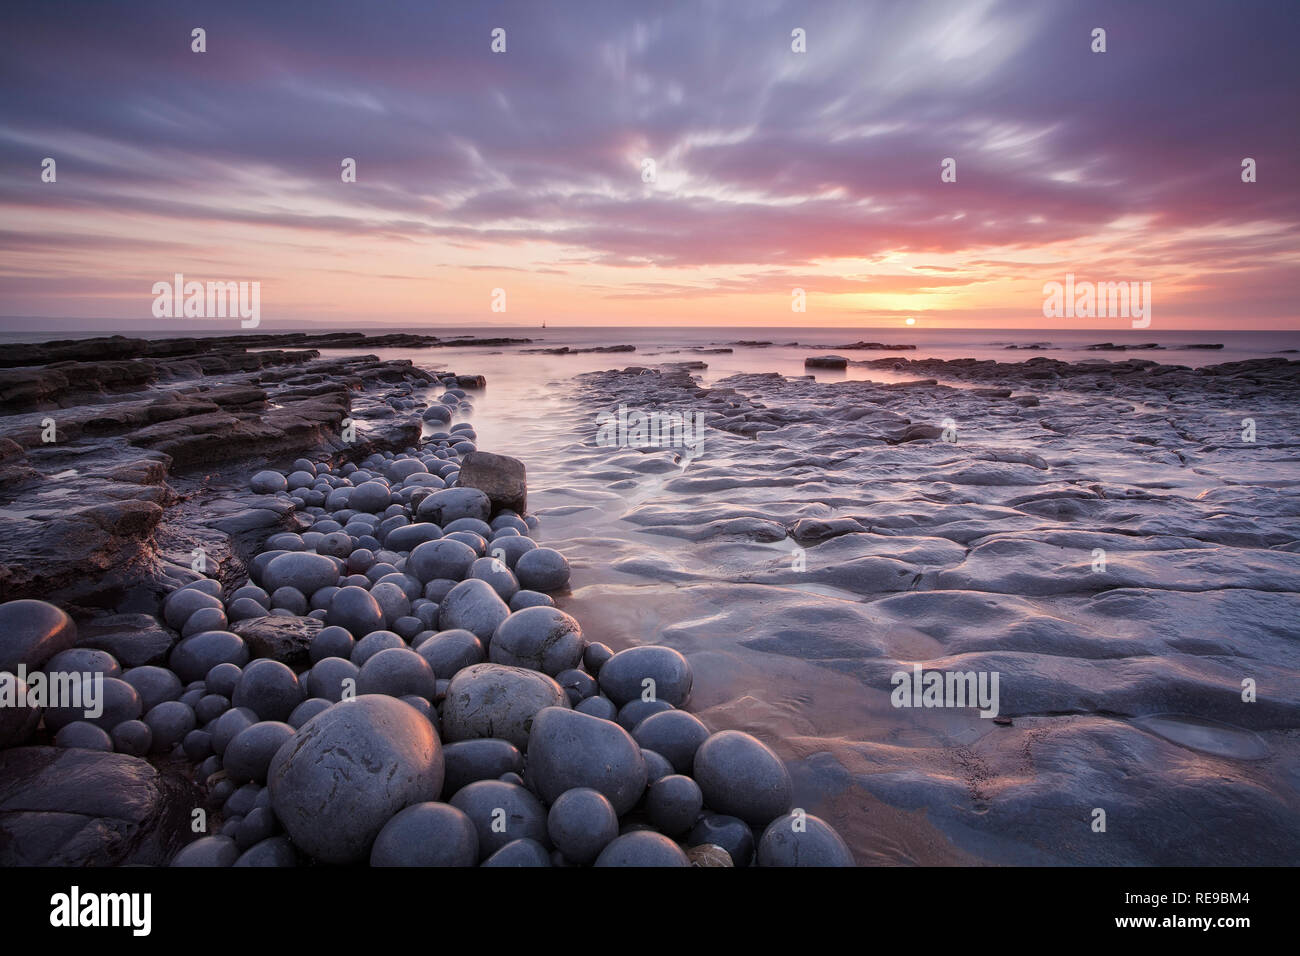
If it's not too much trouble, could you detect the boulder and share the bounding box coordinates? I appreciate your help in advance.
[457,452,527,515]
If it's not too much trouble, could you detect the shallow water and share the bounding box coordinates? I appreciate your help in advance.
[329,332,1300,866]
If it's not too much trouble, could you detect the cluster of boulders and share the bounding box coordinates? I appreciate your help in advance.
[0,396,854,866]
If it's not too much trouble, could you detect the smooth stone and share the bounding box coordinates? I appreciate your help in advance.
[457,451,527,514]
[489,606,584,676]
[44,648,121,679]
[583,642,613,675]
[575,696,618,721]
[182,728,212,761]
[438,579,510,642]
[0,599,79,672]
[111,719,153,756]
[210,706,258,756]
[408,539,476,584]
[547,787,619,864]
[508,590,554,611]
[526,706,646,815]
[757,811,856,867]
[233,836,297,867]
[593,831,690,867]
[370,802,479,867]
[441,663,569,750]
[632,709,710,774]
[488,535,536,569]
[449,780,548,860]
[204,662,242,698]
[641,748,674,784]
[309,625,355,663]
[121,665,183,712]
[261,552,340,599]
[232,659,304,722]
[0,676,42,748]
[599,645,693,707]
[414,629,484,678]
[686,844,735,867]
[234,806,278,850]
[443,517,491,537]
[169,631,249,683]
[481,838,552,867]
[415,487,491,526]
[231,585,270,608]
[226,598,269,623]
[143,700,196,752]
[441,738,524,797]
[305,657,360,703]
[55,721,114,751]
[327,586,385,638]
[348,480,393,514]
[357,647,437,699]
[693,731,793,828]
[556,668,598,705]
[385,523,444,552]
[617,698,674,731]
[288,697,332,728]
[645,774,704,835]
[268,695,445,865]
[195,693,230,724]
[351,630,405,667]
[163,589,224,631]
[224,721,295,784]
[171,835,240,867]
[514,548,570,592]
[250,471,288,495]
[469,556,518,602]
[44,676,141,732]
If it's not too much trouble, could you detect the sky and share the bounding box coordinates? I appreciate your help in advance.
[1,0,1298,331]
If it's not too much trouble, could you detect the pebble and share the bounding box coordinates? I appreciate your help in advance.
[631,709,710,774]
[547,787,619,864]
[513,547,571,591]
[757,811,856,867]
[526,706,647,814]
[438,579,511,641]
[489,606,585,676]
[370,802,479,866]
[599,645,693,708]
[441,663,569,749]
[449,780,549,860]
[593,831,690,867]
[269,695,445,865]
[693,731,792,828]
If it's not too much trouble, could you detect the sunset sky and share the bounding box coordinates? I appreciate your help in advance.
[2,0,1298,330]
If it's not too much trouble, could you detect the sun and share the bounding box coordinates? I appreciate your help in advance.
[905,317,916,326]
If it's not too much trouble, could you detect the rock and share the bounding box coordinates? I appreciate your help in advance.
[349,481,393,514]
[143,700,195,752]
[232,615,322,667]
[598,645,693,707]
[288,698,331,728]
[509,590,554,611]
[262,553,340,598]
[804,355,848,369]
[489,606,585,676]
[686,843,735,867]
[693,731,792,828]
[44,676,141,732]
[351,630,405,667]
[441,739,524,797]
[556,668,598,705]
[250,471,288,494]
[55,721,113,751]
[232,835,297,867]
[546,787,619,864]
[327,586,384,638]
[44,648,121,679]
[416,487,491,526]
[0,746,198,865]
[370,802,479,866]
[204,662,242,698]
[441,663,569,750]
[77,615,175,668]
[438,579,510,641]
[448,780,549,860]
[408,539,477,584]
[631,710,710,774]
[210,707,258,756]
[593,831,690,867]
[305,657,359,702]
[385,523,444,552]
[163,588,224,631]
[268,696,445,865]
[414,628,484,678]
[0,600,78,673]
[171,835,241,867]
[576,696,618,721]
[357,647,437,699]
[469,556,519,602]
[514,548,570,592]
[309,625,355,663]
[223,721,295,784]
[757,811,856,867]
[232,659,304,722]
[458,451,527,515]
[169,630,249,683]
[583,642,613,675]
[645,774,704,835]
[120,665,182,712]
[481,838,551,867]
[526,706,647,814]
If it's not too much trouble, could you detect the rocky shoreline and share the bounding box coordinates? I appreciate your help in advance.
[0,334,849,867]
